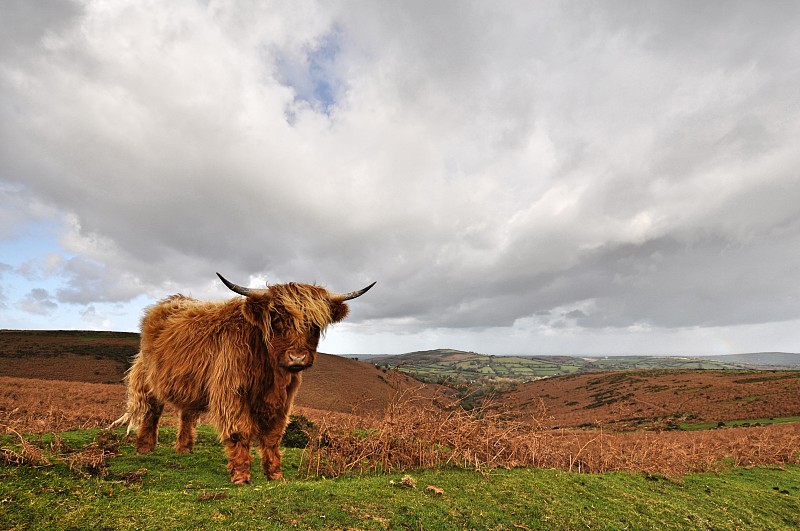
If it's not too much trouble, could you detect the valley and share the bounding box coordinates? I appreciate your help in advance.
[366,348,800,384]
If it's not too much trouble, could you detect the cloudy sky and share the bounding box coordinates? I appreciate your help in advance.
[2,1,799,356]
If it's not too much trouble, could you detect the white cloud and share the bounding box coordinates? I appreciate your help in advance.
[1,1,799,353]
[80,304,112,329]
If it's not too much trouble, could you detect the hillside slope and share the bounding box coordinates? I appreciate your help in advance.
[295,353,444,416]
[507,370,800,430]
[0,330,137,383]
[0,331,441,408]
[4,331,799,435]
[0,353,441,432]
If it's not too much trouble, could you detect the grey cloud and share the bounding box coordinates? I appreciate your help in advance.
[56,256,142,304]
[1,2,799,349]
[0,0,83,59]
[18,287,58,315]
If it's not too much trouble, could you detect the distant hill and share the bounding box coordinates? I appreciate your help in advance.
[0,329,140,359]
[295,353,446,417]
[4,330,797,399]
[703,352,800,368]
[3,331,799,435]
[366,349,774,383]
[0,330,139,383]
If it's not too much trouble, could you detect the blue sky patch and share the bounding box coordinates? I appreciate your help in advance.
[276,30,344,118]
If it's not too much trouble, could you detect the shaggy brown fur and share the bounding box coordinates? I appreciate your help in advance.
[111,280,360,484]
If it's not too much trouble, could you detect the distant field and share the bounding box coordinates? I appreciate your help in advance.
[369,349,752,384]
[679,416,800,431]
[370,350,583,383]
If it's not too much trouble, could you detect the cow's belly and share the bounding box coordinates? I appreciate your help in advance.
[150,371,210,412]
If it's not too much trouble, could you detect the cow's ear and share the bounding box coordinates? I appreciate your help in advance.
[330,301,349,323]
[242,293,272,328]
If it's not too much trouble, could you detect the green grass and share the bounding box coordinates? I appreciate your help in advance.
[2,427,800,529]
[380,351,753,385]
[680,416,800,431]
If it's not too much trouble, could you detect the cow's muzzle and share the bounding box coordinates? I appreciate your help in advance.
[286,353,312,372]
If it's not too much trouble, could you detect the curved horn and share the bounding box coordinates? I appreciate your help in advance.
[329,281,376,302]
[216,272,253,296]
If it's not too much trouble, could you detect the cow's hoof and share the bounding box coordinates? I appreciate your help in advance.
[267,472,285,481]
[231,473,251,485]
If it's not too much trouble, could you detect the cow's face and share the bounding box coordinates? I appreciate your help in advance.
[267,299,349,372]
[241,288,351,372]
[268,311,321,372]
[221,273,372,372]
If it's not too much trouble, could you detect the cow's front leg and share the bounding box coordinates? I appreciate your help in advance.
[259,415,290,481]
[175,409,200,454]
[135,397,164,454]
[224,432,252,484]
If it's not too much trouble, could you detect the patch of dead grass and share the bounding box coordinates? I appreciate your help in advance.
[300,388,800,478]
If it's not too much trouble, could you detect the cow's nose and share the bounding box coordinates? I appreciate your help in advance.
[289,353,305,365]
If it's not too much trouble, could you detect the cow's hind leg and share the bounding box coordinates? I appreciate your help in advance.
[175,410,200,454]
[258,414,290,481]
[224,432,253,484]
[135,397,164,453]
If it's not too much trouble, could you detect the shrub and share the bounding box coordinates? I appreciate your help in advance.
[282,415,313,448]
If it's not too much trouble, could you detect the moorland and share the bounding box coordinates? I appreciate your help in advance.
[1,330,799,529]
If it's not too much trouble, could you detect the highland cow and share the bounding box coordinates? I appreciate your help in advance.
[111,273,374,484]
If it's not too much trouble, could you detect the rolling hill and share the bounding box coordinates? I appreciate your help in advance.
[705,352,800,367]
[3,330,799,435]
[366,348,800,383]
